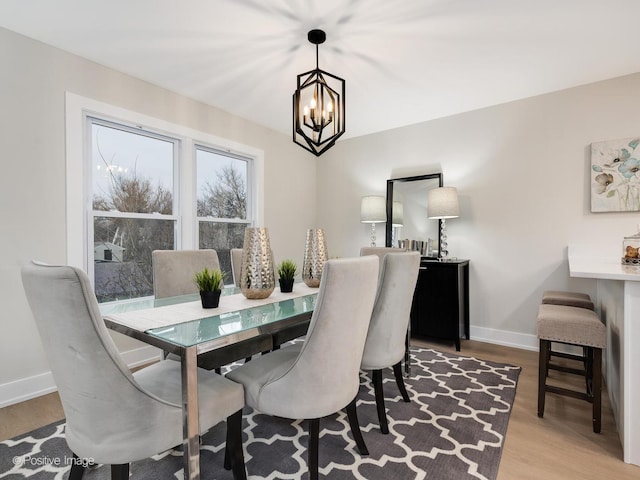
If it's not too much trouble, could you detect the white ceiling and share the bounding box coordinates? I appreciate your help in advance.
[2,0,640,139]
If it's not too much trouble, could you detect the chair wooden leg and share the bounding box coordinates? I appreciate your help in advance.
[538,339,550,418]
[68,455,85,480]
[345,397,369,455]
[224,409,247,480]
[593,348,602,433]
[393,362,410,402]
[110,464,129,480]
[372,370,389,434]
[308,418,320,480]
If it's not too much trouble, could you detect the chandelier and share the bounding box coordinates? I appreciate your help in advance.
[293,29,346,156]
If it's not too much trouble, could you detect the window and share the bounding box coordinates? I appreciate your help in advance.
[66,93,264,304]
[196,147,251,285]
[89,119,178,302]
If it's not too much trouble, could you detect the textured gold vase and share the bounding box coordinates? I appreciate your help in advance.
[302,228,328,288]
[240,227,275,299]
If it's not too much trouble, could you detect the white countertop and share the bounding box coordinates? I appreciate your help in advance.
[568,245,640,281]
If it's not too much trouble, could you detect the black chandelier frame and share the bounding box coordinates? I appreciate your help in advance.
[293,29,346,156]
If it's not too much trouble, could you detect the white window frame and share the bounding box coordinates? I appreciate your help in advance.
[86,116,182,285]
[65,92,264,289]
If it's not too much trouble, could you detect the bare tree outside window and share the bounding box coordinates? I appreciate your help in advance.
[197,164,246,218]
[93,172,175,301]
[91,122,175,302]
[197,151,251,284]
[88,121,254,302]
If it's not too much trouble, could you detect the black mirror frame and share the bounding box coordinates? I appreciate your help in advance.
[385,173,444,255]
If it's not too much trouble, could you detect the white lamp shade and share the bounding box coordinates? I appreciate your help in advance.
[427,187,460,219]
[360,195,386,223]
[392,201,404,226]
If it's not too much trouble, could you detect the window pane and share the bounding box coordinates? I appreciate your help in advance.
[196,149,247,219]
[94,217,175,302]
[92,123,174,214]
[199,221,247,285]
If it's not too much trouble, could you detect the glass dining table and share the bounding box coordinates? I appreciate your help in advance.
[101,284,318,480]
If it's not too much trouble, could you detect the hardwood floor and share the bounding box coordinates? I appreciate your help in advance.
[0,392,64,442]
[1,339,639,479]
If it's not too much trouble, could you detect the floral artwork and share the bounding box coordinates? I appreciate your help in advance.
[591,137,640,212]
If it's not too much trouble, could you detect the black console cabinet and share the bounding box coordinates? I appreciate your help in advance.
[410,259,470,351]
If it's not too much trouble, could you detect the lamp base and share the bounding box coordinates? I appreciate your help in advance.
[439,219,450,260]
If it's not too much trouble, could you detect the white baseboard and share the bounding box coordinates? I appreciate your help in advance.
[469,326,583,356]
[470,326,538,351]
[0,346,161,408]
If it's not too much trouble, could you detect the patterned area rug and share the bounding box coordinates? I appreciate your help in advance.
[0,348,520,480]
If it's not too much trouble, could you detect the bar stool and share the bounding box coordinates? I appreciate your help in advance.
[536,303,606,433]
[541,290,595,370]
[541,290,594,310]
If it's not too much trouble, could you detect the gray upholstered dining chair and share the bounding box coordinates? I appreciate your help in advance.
[359,247,402,280]
[360,251,420,434]
[152,249,222,298]
[226,256,379,480]
[230,248,243,287]
[359,246,402,262]
[21,261,247,480]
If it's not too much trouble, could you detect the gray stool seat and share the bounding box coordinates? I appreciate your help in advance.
[541,290,594,310]
[536,303,605,433]
[537,304,605,347]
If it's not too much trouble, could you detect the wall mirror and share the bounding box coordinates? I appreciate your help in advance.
[385,173,443,256]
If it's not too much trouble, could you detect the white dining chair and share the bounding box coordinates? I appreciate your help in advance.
[21,261,247,480]
[360,251,420,433]
[152,249,222,298]
[230,248,243,287]
[226,256,379,480]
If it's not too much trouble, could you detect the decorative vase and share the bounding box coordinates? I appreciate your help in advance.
[200,290,221,309]
[302,228,328,288]
[240,227,275,299]
[279,278,294,293]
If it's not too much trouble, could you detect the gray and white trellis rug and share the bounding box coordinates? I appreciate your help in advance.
[0,348,520,480]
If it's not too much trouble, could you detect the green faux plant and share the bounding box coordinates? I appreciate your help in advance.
[193,267,224,292]
[277,259,297,280]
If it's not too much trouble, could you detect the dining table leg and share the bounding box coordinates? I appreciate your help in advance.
[182,346,200,480]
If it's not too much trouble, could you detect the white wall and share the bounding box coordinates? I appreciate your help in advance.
[0,27,316,406]
[317,72,640,349]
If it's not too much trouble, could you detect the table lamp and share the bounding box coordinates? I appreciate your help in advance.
[427,187,460,260]
[392,201,403,247]
[360,195,386,246]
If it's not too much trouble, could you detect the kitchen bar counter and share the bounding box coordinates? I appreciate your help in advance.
[568,246,640,466]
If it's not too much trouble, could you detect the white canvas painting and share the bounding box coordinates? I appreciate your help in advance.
[591,137,640,212]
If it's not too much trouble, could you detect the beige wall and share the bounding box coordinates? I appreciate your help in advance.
[0,27,316,403]
[317,72,640,348]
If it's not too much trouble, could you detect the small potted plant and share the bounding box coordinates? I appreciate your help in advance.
[277,259,297,293]
[193,267,224,308]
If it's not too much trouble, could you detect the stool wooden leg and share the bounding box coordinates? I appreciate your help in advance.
[593,348,602,433]
[585,347,594,397]
[538,339,550,418]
